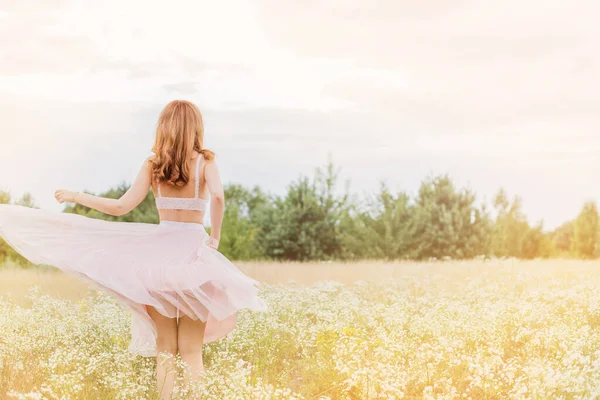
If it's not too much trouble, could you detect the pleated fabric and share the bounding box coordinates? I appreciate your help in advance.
[0,204,268,357]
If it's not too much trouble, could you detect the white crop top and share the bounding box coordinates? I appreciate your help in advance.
[154,154,208,211]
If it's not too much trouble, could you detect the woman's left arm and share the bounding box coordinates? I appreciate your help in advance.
[55,156,153,216]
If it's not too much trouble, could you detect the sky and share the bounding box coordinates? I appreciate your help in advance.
[0,0,598,230]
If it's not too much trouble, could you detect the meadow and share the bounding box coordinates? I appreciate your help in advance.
[2,260,600,399]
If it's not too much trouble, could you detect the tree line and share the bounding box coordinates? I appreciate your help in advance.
[1,159,598,265]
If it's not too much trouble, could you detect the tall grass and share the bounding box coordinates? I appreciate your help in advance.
[2,260,600,399]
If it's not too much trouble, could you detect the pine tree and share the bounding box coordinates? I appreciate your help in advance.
[571,201,599,259]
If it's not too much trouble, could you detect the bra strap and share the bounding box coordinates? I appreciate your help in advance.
[194,153,203,198]
[156,154,201,199]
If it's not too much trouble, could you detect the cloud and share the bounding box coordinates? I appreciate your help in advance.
[0,10,96,75]
[0,0,68,12]
[179,55,252,78]
[258,0,598,67]
[90,59,168,80]
[0,1,403,111]
[163,81,199,94]
[93,56,253,83]
[0,2,256,86]
[257,0,600,137]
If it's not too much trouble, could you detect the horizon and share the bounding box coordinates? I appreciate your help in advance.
[0,153,589,233]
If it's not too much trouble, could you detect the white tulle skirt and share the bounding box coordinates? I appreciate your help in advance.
[0,204,268,357]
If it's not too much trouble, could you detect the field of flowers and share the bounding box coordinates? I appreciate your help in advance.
[2,260,600,399]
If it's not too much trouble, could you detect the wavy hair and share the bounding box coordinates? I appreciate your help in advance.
[151,100,215,186]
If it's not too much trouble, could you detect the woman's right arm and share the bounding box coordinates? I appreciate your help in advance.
[205,159,225,246]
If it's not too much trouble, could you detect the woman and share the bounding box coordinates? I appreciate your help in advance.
[0,100,268,398]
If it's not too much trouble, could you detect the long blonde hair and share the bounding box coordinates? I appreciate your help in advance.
[151,100,215,186]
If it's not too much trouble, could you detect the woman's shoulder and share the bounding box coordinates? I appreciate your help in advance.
[143,155,156,174]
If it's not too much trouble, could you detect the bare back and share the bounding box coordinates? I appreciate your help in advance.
[150,151,209,224]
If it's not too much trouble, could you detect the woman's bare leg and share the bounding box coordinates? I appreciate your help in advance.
[177,313,207,389]
[146,305,178,400]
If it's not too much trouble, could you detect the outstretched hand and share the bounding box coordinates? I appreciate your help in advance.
[54,190,77,204]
